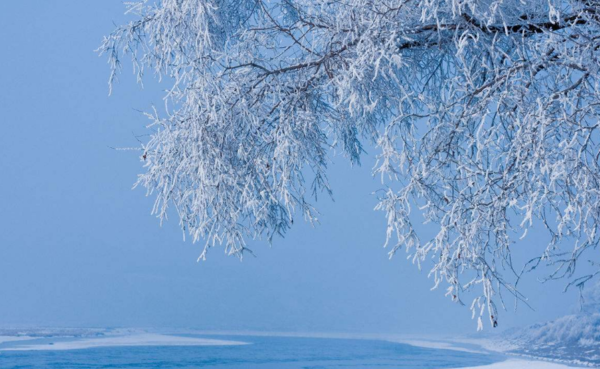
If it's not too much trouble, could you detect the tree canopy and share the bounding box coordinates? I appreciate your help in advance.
[100,0,600,329]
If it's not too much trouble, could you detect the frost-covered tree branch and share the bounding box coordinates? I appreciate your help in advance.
[100,0,600,329]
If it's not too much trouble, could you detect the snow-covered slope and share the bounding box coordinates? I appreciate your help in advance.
[498,285,600,367]
[500,313,600,366]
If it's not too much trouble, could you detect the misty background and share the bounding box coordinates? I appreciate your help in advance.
[0,1,584,335]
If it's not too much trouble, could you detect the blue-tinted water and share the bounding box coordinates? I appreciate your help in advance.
[0,335,503,369]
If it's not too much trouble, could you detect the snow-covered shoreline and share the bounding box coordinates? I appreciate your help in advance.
[397,337,585,369]
[0,335,35,345]
[0,333,248,351]
[459,359,584,369]
[387,338,488,354]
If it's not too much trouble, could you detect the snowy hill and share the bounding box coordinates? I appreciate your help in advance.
[501,313,600,366]
[498,285,600,367]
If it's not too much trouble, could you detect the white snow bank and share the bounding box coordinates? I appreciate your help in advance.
[0,333,247,351]
[0,336,34,345]
[389,338,487,354]
[459,358,579,369]
[453,337,519,353]
[398,338,581,368]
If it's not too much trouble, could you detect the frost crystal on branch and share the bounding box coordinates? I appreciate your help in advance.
[100,0,600,328]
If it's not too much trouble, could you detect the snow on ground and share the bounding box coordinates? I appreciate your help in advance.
[452,282,600,367]
[387,338,487,354]
[459,358,581,369]
[0,333,247,351]
[0,336,35,345]
[453,337,520,353]
[487,283,600,367]
[495,313,600,366]
[398,338,583,368]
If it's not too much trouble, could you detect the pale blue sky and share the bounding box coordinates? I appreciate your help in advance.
[0,1,585,335]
